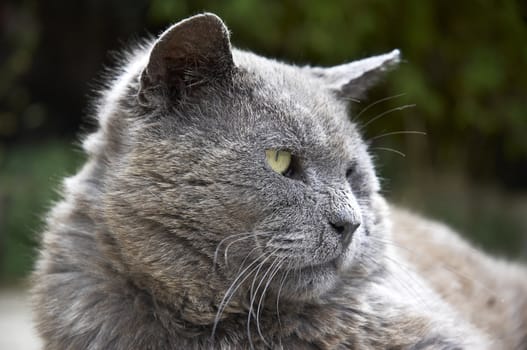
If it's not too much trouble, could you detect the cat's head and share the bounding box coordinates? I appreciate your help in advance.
[96,13,398,306]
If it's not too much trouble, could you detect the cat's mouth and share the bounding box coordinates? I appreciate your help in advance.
[284,237,354,273]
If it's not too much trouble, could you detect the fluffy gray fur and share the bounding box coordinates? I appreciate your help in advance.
[32,13,491,349]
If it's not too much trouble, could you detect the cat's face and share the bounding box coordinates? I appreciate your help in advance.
[102,14,397,302]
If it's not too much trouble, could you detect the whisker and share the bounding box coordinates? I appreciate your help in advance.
[341,96,362,104]
[276,267,290,322]
[211,251,272,342]
[234,247,260,276]
[247,251,279,350]
[368,130,427,142]
[224,233,268,266]
[363,104,416,128]
[354,93,407,121]
[214,259,261,329]
[371,146,406,158]
[214,232,255,266]
[247,262,267,350]
[256,257,286,345]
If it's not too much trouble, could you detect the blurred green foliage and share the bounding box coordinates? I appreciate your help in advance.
[0,0,526,283]
[0,141,83,284]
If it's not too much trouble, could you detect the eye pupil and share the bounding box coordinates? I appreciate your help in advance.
[346,167,354,178]
[283,163,294,177]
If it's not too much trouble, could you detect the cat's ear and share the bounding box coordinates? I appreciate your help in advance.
[309,49,400,101]
[138,13,234,105]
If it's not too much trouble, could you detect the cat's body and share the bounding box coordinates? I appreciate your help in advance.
[32,13,526,349]
[391,207,527,349]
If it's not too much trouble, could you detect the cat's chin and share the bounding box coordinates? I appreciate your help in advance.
[275,260,342,301]
[270,241,363,301]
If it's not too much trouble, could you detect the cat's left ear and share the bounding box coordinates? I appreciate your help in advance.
[308,49,400,101]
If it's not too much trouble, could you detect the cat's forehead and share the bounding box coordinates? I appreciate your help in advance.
[232,49,360,154]
[233,49,335,107]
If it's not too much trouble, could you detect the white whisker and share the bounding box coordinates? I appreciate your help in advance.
[371,146,406,157]
[354,93,407,121]
[224,233,267,266]
[213,231,267,267]
[368,130,426,142]
[363,104,416,128]
[256,257,286,345]
[211,251,272,343]
[247,250,279,350]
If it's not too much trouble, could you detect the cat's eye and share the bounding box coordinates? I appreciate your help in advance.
[265,149,292,176]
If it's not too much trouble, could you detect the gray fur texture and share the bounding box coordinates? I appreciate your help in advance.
[32,13,493,349]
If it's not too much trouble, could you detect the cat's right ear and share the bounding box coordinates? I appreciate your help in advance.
[308,50,401,102]
[138,13,234,105]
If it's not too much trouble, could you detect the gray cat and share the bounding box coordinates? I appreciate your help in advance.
[32,13,527,349]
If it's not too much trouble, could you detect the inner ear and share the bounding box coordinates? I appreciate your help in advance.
[307,49,400,102]
[138,13,234,104]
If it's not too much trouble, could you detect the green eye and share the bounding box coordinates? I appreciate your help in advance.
[265,149,292,175]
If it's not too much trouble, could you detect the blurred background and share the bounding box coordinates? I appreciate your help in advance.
[0,0,526,347]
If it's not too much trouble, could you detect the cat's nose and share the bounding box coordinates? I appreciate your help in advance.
[330,219,360,247]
